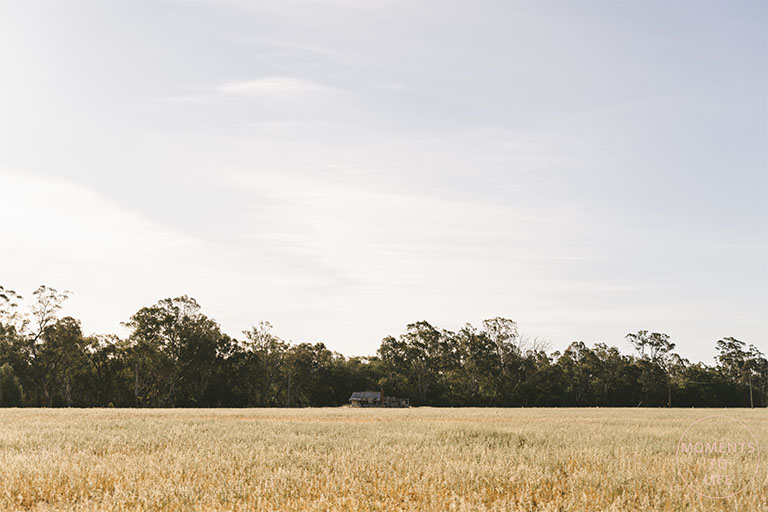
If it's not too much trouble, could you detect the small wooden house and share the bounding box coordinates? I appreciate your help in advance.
[349,390,409,408]
[349,391,382,407]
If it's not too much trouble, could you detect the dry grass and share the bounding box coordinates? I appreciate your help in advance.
[0,408,765,511]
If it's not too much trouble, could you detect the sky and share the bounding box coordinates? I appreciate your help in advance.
[0,0,765,363]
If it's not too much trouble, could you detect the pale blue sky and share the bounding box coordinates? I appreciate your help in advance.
[1,0,765,362]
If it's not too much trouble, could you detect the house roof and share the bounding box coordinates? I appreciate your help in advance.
[349,391,382,400]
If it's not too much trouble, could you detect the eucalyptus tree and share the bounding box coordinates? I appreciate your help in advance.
[240,322,287,406]
[716,338,766,408]
[0,285,73,406]
[626,330,676,406]
[378,321,450,405]
[39,316,86,407]
[125,295,231,407]
[449,323,500,406]
[82,334,132,407]
[481,317,524,404]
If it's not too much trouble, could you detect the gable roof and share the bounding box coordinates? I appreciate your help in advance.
[349,391,381,400]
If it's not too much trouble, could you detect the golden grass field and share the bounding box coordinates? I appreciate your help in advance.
[0,408,765,511]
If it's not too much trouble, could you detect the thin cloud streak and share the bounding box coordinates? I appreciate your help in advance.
[216,76,335,96]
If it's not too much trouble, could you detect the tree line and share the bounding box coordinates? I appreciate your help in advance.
[0,285,765,408]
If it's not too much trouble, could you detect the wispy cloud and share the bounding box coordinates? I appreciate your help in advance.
[158,77,338,104]
[262,39,336,57]
[0,169,336,338]
[216,77,335,97]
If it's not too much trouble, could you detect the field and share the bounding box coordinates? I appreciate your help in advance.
[0,408,765,511]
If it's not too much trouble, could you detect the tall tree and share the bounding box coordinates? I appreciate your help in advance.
[38,317,86,407]
[240,322,287,406]
[448,324,500,406]
[481,318,525,404]
[378,321,449,405]
[125,296,229,407]
[626,331,676,406]
[716,338,765,408]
